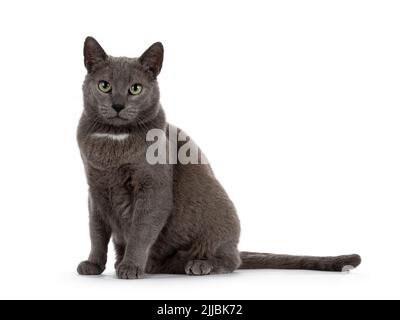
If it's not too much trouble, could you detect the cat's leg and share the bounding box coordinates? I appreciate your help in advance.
[150,250,189,274]
[185,257,240,275]
[153,245,241,276]
[185,244,241,276]
[154,255,238,275]
[77,194,111,276]
[113,238,125,269]
[116,171,173,280]
[77,214,111,275]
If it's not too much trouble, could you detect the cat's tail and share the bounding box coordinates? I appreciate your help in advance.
[239,251,361,272]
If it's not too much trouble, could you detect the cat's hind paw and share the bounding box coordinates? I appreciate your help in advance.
[185,260,213,276]
[77,260,105,276]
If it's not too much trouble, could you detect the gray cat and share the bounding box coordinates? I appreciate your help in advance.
[77,37,361,279]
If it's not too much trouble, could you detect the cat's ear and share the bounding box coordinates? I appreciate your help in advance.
[83,36,108,73]
[139,42,164,79]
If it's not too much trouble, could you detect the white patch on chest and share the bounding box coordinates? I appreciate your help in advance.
[92,132,130,141]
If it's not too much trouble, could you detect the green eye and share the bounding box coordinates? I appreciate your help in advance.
[98,80,111,93]
[129,83,143,95]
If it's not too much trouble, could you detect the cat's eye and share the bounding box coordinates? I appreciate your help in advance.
[98,80,112,93]
[129,83,143,95]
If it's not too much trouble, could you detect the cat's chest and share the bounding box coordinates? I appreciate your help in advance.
[80,133,147,169]
[88,165,137,225]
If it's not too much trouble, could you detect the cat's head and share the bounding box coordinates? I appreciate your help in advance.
[82,37,163,127]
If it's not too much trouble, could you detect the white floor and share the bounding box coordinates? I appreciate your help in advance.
[0,263,395,300]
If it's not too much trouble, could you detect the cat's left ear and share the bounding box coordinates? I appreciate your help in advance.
[84,36,108,73]
[139,42,164,79]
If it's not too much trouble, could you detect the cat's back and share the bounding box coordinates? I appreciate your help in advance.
[160,125,239,247]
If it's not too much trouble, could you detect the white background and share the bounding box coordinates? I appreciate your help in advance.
[0,0,399,300]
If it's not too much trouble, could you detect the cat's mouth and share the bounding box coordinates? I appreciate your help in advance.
[103,110,139,124]
[101,114,132,126]
[108,115,129,121]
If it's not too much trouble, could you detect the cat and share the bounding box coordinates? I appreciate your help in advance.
[77,37,361,279]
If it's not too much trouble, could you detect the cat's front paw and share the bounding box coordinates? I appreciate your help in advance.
[116,262,144,280]
[77,260,105,276]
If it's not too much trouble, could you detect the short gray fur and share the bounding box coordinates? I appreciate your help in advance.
[77,37,361,279]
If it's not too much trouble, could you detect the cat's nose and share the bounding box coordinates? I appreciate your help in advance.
[112,104,125,113]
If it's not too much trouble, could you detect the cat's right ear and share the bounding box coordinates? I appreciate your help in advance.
[83,37,108,73]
